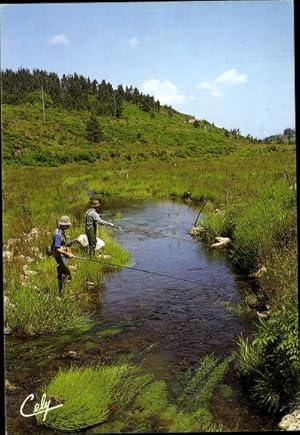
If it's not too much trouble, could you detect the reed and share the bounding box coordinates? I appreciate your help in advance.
[36,364,152,432]
[39,354,229,432]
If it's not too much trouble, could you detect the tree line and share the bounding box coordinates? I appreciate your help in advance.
[264,128,295,145]
[1,68,162,117]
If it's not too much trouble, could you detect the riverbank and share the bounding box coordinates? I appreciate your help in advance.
[3,155,297,428]
[5,199,278,432]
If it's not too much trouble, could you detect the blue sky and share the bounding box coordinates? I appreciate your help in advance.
[1,1,295,138]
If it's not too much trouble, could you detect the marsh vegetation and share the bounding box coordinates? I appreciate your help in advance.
[3,95,297,431]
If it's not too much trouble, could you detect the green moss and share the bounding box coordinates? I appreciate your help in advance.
[134,380,169,414]
[89,419,124,433]
[219,384,234,399]
[170,407,223,432]
[97,326,123,338]
[83,340,97,351]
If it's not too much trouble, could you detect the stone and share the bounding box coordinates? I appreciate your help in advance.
[211,236,231,249]
[181,191,191,199]
[249,266,267,278]
[4,326,12,335]
[23,265,38,276]
[245,295,260,308]
[24,269,38,277]
[215,208,225,216]
[5,380,17,390]
[189,226,204,237]
[3,251,13,261]
[65,350,79,360]
[279,407,300,431]
[98,254,112,260]
[86,281,96,290]
[256,310,270,319]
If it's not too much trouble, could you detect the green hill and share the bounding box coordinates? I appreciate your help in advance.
[3,101,262,167]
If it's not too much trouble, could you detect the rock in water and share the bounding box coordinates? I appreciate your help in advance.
[189,226,204,237]
[279,407,300,431]
[211,237,231,249]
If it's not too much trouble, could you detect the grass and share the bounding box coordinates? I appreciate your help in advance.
[4,217,130,335]
[3,100,297,417]
[37,354,230,432]
[3,102,262,167]
[36,364,153,432]
[4,280,88,336]
[170,353,234,411]
[235,304,298,415]
[97,326,123,338]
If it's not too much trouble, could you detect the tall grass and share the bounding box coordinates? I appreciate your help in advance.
[3,156,133,336]
[36,364,152,431]
[5,281,87,335]
[38,354,229,432]
[236,304,298,415]
[197,177,297,416]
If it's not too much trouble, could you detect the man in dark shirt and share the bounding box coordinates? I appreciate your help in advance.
[85,199,120,257]
[52,215,74,296]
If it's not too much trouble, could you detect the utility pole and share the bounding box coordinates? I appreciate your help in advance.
[41,85,46,122]
[113,90,117,117]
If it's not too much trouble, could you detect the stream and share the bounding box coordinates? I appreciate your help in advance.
[5,199,276,432]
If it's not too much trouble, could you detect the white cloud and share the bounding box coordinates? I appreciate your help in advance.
[198,68,248,97]
[129,37,139,48]
[211,88,224,97]
[215,69,248,85]
[48,34,69,46]
[141,79,190,105]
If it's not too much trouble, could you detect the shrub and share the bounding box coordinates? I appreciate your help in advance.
[236,305,298,415]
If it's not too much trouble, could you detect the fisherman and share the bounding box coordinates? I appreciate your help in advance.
[85,199,121,257]
[52,215,74,296]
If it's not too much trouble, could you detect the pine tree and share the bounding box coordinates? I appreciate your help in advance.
[86,114,102,143]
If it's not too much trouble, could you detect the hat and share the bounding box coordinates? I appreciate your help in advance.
[90,199,101,207]
[58,215,72,226]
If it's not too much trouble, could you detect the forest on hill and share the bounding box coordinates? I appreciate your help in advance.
[2,68,163,116]
[3,68,295,168]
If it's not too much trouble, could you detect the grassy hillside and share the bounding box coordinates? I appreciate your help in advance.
[3,101,289,166]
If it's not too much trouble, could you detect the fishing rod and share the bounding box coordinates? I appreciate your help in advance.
[72,255,202,286]
[193,200,207,226]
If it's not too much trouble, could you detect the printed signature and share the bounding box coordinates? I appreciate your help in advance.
[20,393,63,421]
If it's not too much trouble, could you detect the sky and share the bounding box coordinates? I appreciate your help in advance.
[1,1,295,138]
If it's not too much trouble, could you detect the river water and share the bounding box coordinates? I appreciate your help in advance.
[5,199,276,432]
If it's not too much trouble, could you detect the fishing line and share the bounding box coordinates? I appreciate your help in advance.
[120,227,196,244]
[118,201,206,243]
[73,255,203,286]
